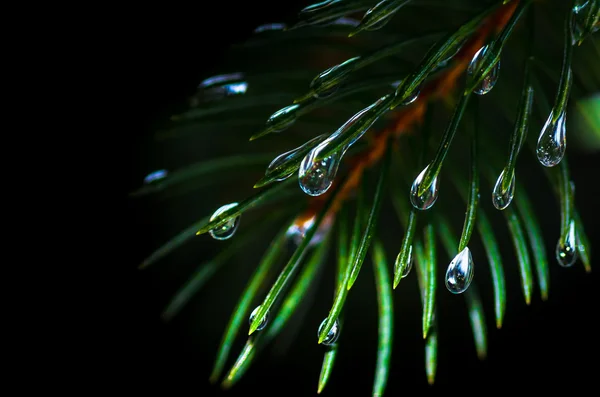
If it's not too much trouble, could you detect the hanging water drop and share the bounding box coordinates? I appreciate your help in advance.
[298,139,345,196]
[298,153,341,196]
[401,245,413,278]
[556,219,578,267]
[537,108,567,167]
[467,45,500,96]
[249,306,269,331]
[492,168,516,210]
[265,134,327,181]
[208,203,241,240]
[400,85,421,106]
[310,57,360,98]
[318,318,340,346]
[410,164,440,210]
[445,247,474,294]
[265,104,301,133]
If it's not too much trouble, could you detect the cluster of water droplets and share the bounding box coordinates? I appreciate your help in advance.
[466,45,500,96]
[536,70,571,168]
[410,164,440,210]
[492,168,516,210]
[318,318,341,346]
[445,247,474,294]
[249,305,269,331]
[208,203,241,240]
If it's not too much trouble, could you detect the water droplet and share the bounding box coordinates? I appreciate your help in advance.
[298,149,342,196]
[208,203,241,240]
[144,169,168,184]
[401,245,413,278]
[445,247,474,294]
[400,85,421,105]
[360,0,407,31]
[536,108,567,167]
[310,57,360,98]
[249,305,269,331]
[192,73,248,105]
[492,168,515,210]
[265,104,301,132]
[467,45,500,96]
[254,23,287,33]
[265,134,327,181]
[410,164,440,210]
[556,219,578,267]
[318,318,340,346]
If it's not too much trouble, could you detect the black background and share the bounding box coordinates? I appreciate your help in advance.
[122,2,599,396]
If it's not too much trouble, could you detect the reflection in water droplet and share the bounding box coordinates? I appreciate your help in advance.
[209,203,241,240]
[401,245,413,278]
[266,104,301,132]
[536,108,567,167]
[467,45,500,96]
[144,169,168,184]
[254,23,287,33]
[410,164,440,210]
[556,219,578,267]
[265,135,327,181]
[298,149,342,196]
[249,305,269,331]
[318,318,340,346]
[492,168,516,210]
[445,247,474,294]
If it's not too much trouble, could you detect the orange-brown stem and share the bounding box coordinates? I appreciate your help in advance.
[293,0,519,230]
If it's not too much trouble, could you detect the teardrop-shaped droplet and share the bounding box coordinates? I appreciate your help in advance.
[249,305,269,331]
[208,203,241,240]
[310,57,360,98]
[401,245,413,278]
[144,169,168,185]
[265,104,301,133]
[265,134,327,181]
[467,45,500,96]
[410,164,440,210]
[445,247,474,294]
[556,219,578,267]
[401,85,421,105]
[536,108,567,167]
[298,139,344,196]
[359,0,407,32]
[492,168,516,210]
[318,318,340,346]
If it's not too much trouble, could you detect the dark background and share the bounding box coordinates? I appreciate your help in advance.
[123,1,599,395]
